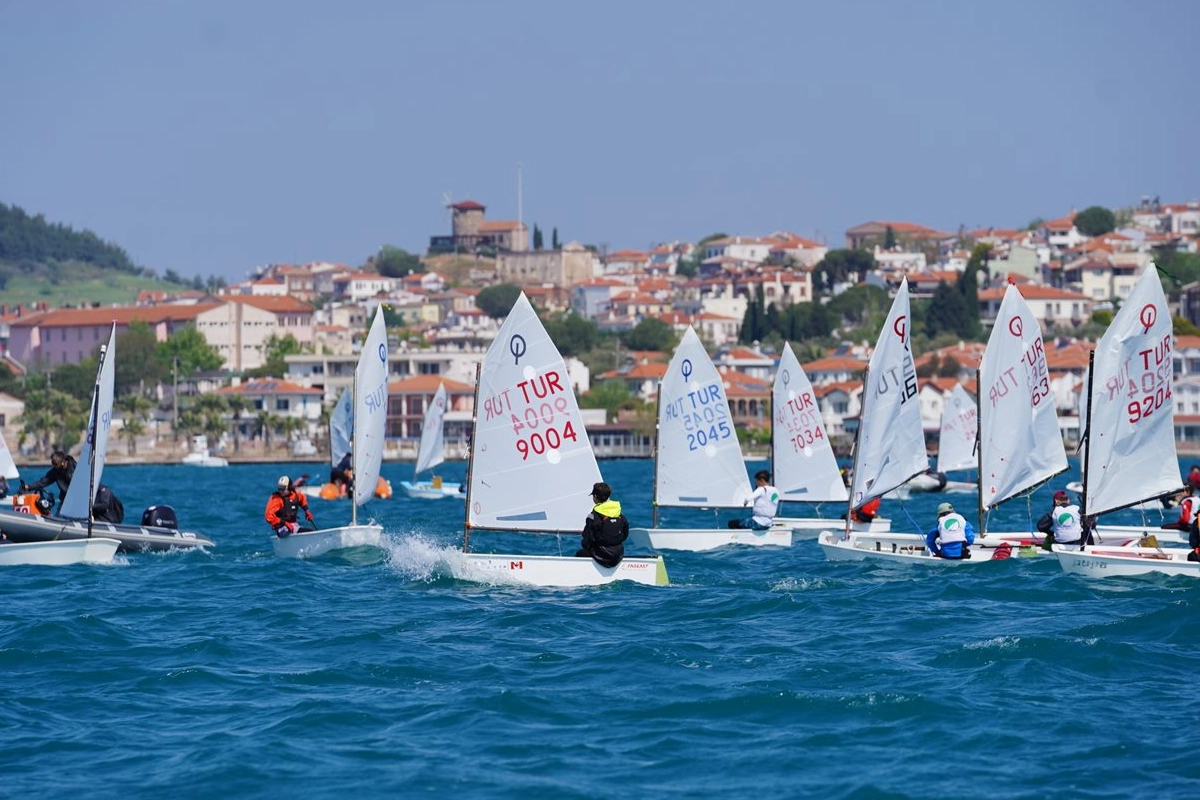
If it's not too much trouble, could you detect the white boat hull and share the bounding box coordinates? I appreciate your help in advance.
[0,537,120,566]
[272,524,383,559]
[776,516,891,537]
[1055,543,1199,578]
[399,480,463,500]
[626,526,793,552]
[181,453,229,467]
[816,530,1029,563]
[456,552,669,587]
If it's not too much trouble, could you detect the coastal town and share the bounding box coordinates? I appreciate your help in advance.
[2,194,1200,463]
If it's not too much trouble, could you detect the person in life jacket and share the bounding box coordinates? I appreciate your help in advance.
[1160,483,1200,561]
[25,450,77,513]
[851,496,881,523]
[576,481,628,568]
[265,475,314,537]
[926,501,975,559]
[729,470,779,530]
[1037,489,1086,548]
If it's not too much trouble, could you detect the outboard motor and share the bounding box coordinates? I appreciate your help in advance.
[141,505,179,529]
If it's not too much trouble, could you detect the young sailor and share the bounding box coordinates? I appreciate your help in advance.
[926,501,975,559]
[576,482,628,568]
[729,470,779,530]
[265,475,315,537]
[1037,489,1085,548]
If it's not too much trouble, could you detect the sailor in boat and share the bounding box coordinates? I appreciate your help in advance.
[0,475,9,500]
[1160,483,1200,561]
[838,468,881,523]
[576,482,629,568]
[926,501,975,559]
[92,483,124,524]
[330,451,353,497]
[1036,490,1088,550]
[265,475,315,537]
[24,450,77,513]
[728,470,779,530]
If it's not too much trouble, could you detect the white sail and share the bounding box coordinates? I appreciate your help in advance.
[654,327,751,509]
[978,283,1067,508]
[414,383,447,477]
[0,428,19,482]
[467,293,601,531]
[772,342,846,502]
[351,309,389,508]
[935,384,977,474]
[61,324,116,519]
[850,279,928,507]
[1083,267,1179,515]
[329,388,352,467]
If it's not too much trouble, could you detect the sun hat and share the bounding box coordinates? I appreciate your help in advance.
[936,502,954,515]
[1053,490,1069,501]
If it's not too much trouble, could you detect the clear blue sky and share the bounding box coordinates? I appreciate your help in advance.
[2,1,1197,283]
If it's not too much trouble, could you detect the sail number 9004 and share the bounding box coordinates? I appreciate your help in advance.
[512,396,580,459]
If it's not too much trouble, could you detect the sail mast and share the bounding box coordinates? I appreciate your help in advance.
[974,368,984,536]
[1079,350,1096,547]
[651,381,662,529]
[843,366,869,538]
[84,340,109,538]
[461,362,482,553]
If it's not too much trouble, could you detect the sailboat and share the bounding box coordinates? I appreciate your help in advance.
[818,279,935,561]
[274,307,390,559]
[1055,266,1196,577]
[0,324,210,554]
[894,384,978,495]
[453,293,668,587]
[770,342,890,536]
[399,382,462,499]
[626,327,791,552]
[0,411,117,565]
[301,381,393,501]
[821,281,1075,562]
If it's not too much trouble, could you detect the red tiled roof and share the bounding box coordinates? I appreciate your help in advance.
[388,375,474,393]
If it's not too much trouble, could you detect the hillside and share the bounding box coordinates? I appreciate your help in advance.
[0,201,191,306]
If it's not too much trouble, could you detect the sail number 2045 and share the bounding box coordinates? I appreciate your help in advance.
[683,404,733,451]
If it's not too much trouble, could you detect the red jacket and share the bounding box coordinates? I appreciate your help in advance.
[265,489,312,527]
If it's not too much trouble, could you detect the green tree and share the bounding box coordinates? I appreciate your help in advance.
[813,249,876,292]
[544,314,601,357]
[956,243,988,337]
[532,224,543,251]
[1073,206,1117,237]
[739,285,768,344]
[247,333,303,378]
[375,246,424,278]
[884,225,897,249]
[580,380,640,423]
[116,394,153,455]
[225,395,250,454]
[621,318,676,352]
[116,320,167,396]
[160,323,223,375]
[476,283,523,318]
[18,386,86,455]
[552,228,560,249]
[924,281,973,338]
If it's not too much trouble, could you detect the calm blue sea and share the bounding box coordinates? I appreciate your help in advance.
[2,457,1200,800]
